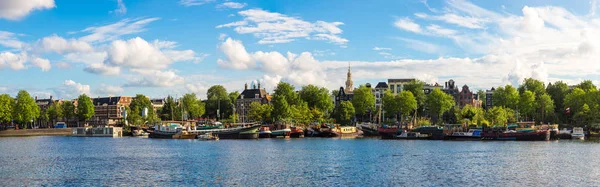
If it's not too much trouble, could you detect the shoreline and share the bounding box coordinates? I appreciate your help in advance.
[0,128,72,137]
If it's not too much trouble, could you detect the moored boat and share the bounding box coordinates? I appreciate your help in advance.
[360,124,379,136]
[319,124,339,137]
[290,126,304,138]
[557,128,572,139]
[211,123,260,139]
[197,133,219,141]
[149,123,183,139]
[378,126,399,139]
[482,129,550,141]
[271,128,291,138]
[572,127,585,140]
[338,126,359,138]
[258,126,272,138]
[396,130,429,140]
[173,130,197,139]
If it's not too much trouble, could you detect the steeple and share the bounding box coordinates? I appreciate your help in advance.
[345,63,353,93]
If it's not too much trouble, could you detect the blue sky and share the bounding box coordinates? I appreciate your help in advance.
[0,0,599,100]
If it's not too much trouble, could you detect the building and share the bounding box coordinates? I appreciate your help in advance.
[90,96,132,127]
[457,85,482,108]
[485,87,495,109]
[335,65,355,106]
[344,64,354,93]
[236,82,271,123]
[442,79,460,101]
[151,98,165,112]
[35,96,56,128]
[388,78,415,95]
[373,82,388,109]
[423,83,443,94]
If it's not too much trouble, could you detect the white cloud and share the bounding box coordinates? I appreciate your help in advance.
[0,51,27,70]
[217,2,247,9]
[396,37,444,54]
[95,84,124,96]
[55,61,72,69]
[426,24,457,36]
[83,63,120,75]
[373,47,391,51]
[110,0,127,15]
[0,0,55,20]
[30,57,51,71]
[0,31,25,49]
[124,69,184,87]
[179,0,215,7]
[217,9,348,45]
[37,35,93,54]
[78,18,160,42]
[394,17,421,33]
[185,83,209,96]
[53,80,91,99]
[105,37,172,69]
[163,50,208,64]
[217,38,254,69]
[415,13,487,29]
[64,51,108,65]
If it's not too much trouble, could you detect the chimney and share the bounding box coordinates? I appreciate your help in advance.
[35,96,38,100]
[445,82,448,89]
[244,83,248,90]
[258,81,261,90]
[50,95,53,100]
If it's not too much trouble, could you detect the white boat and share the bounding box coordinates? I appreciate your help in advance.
[396,130,428,140]
[572,127,585,140]
[197,133,219,140]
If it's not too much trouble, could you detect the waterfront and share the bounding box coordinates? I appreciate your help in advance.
[1,137,600,186]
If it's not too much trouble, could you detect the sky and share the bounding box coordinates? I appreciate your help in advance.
[0,0,599,100]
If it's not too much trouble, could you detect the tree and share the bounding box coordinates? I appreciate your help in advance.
[535,93,555,123]
[291,101,312,125]
[13,90,40,128]
[334,101,355,125]
[518,78,546,96]
[273,82,299,106]
[128,94,157,125]
[546,81,569,122]
[426,88,455,124]
[574,104,593,126]
[486,106,509,127]
[403,80,426,108]
[397,91,417,123]
[206,85,232,119]
[351,85,376,121]
[181,93,205,119]
[61,101,75,125]
[382,90,400,120]
[477,90,486,108]
[575,80,597,92]
[518,91,535,121]
[47,101,63,126]
[76,94,95,126]
[457,104,485,126]
[299,84,333,113]
[271,95,291,122]
[229,91,240,105]
[248,102,271,122]
[331,90,340,97]
[493,85,519,110]
[160,95,176,120]
[0,94,13,124]
[564,88,587,119]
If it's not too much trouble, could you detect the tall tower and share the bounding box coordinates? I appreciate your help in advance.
[345,63,354,93]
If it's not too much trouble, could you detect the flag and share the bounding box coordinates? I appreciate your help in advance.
[565,107,570,114]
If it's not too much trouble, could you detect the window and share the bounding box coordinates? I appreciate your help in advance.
[397,85,401,93]
[389,85,395,92]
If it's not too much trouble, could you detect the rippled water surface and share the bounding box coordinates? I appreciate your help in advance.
[1,136,600,186]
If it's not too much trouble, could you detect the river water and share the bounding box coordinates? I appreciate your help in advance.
[1,136,599,186]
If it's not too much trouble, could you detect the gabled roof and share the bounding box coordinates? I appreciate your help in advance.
[375,82,388,89]
[92,97,122,106]
[238,88,270,100]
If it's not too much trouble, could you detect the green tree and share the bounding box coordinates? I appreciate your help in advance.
[574,104,593,126]
[0,94,13,124]
[546,81,569,122]
[564,88,587,118]
[61,101,75,125]
[128,94,157,125]
[518,90,536,121]
[351,85,376,121]
[493,85,520,110]
[206,85,232,119]
[229,91,240,105]
[332,89,340,97]
[76,94,95,126]
[299,84,333,113]
[13,90,40,128]
[426,88,455,124]
[576,80,597,92]
[403,80,426,108]
[382,90,399,120]
[477,90,486,108]
[248,102,266,122]
[47,101,63,125]
[457,104,485,126]
[291,101,312,125]
[273,82,299,105]
[160,95,176,120]
[271,95,291,121]
[486,106,509,127]
[181,93,205,119]
[518,78,546,96]
[207,85,229,100]
[397,91,417,123]
[334,101,355,125]
[535,93,555,123]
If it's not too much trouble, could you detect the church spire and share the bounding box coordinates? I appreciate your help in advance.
[345,63,353,93]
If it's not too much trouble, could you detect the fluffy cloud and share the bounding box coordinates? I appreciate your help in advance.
[217,9,348,45]
[95,84,124,96]
[124,69,184,87]
[55,61,72,69]
[0,0,55,20]
[0,51,27,70]
[30,57,51,71]
[52,80,91,99]
[0,31,25,49]
[394,17,421,33]
[78,18,160,42]
[372,47,391,51]
[105,37,172,69]
[37,35,93,54]
[217,2,247,9]
[217,38,254,69]
[83,63,120,75]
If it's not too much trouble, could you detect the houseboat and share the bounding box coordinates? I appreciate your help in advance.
[572,127,585,140]
[197,133,219,141]
[444,129,482,140]
[360,123,379,136]
[72,127,123,137]
[339,126,359,138]
[258,126,272,138]
[396,130,429,140]
[290,126,304,138]
[148,122,184,139]
[210,123,260,139]
[557,128,572,139]
[378,125,400,139]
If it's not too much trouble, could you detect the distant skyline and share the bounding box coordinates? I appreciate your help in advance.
[0,0,599,100]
